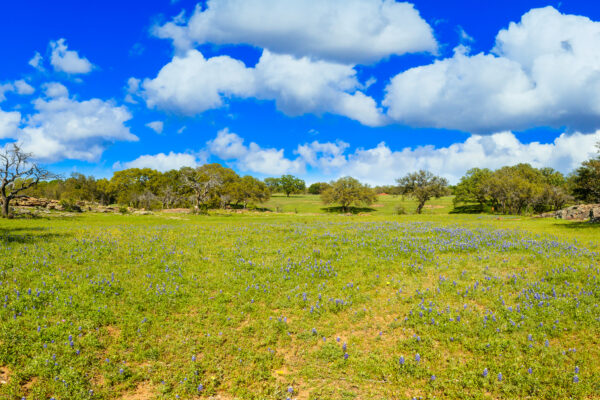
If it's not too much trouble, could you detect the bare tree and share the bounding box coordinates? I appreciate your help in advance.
[0,144,54,218]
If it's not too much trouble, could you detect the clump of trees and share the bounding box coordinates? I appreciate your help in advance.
[320,176,376,212]
[453,164,572,214]
[8,140,600,217]
[396,170,450,214]
[571,158,600,204]
[265,175,306,196]
[307,182,330,194]
[23,165,271,212]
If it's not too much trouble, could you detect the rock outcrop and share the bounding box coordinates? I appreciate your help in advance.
[590,207,600,223]
[539,204,600,222]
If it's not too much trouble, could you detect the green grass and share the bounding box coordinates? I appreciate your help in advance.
[261,193,454,215]
[0,207,598,399]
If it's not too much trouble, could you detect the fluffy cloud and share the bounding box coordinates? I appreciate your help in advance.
[0,108,21,139]
[295,140,349,170]
[18,96,136,162]
[205,129,600,184]
[29,52,44,71]
[43,82,69,98]
[155,0,436,64]
[0,80,35,101]
[142,49,385,126]
[207,128,303,174]
[13,80,35,95]
[115,151,202,171]
[146,121,164,134]
[142,50,255,115]
[340,131,600,184]
[50,39,93,74]
[384,7,600,133]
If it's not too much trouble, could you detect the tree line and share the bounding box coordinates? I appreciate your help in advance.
[1,142,599,217]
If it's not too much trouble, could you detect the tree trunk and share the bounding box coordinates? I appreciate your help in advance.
[2,197,9,218]
[416,202,424,214]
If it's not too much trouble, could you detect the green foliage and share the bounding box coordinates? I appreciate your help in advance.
[453,165,572,215]
[308,182,330,195]
[396,170,450,214]
[266,175,306,197]
[59,199,82,212]
[453,168,492,207]
[394,205,407,215]
[571,159,600,204]
[320,176,376,212]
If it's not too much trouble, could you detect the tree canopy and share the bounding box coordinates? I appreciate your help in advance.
[396,170,450,214]
[320,176,376,212]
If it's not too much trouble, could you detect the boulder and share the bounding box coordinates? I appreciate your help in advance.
[590,207,600,223]
[553,204,600,220]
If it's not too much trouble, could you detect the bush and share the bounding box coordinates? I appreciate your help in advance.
[395,205,407,215]
[60,199,82,212]
[118,206,129,214]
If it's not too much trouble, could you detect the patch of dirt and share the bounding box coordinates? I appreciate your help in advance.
[120,381,156,400]
[0,366,10,384]
[106,325,121,339]
[23,376,38,392]
[372,204,384,208]
[423,205,445,209]
[162,208,191,214]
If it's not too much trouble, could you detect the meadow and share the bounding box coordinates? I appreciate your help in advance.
[0,195,599,399]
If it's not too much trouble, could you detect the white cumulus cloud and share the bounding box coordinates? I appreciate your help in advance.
[43,82,69,98]
[142,50,255,115]
[142,49,385,126]
[115,151,202,171]
[13,80,35,95]
[384,7,600,134]
[0,80,35,101]
[154,0,437,64]
[207,128,304,175]
[0,108,21,139]
[18,96,137,162]
[206,129,600,184]
[146,121,164,134]
[50,38,94,74]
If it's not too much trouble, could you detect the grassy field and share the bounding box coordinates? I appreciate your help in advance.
[261,194,454,215]
[0,196,599,399]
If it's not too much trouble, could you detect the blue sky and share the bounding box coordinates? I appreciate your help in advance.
[1,0,599,184]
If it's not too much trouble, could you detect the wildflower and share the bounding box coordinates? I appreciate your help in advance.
[498,373,503,381]
[344,352,349,360]
[573,375,579,383]
[482,368,488,377]
[399,356,405,365]
[575,366,579,374]
[415,353,421,362]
